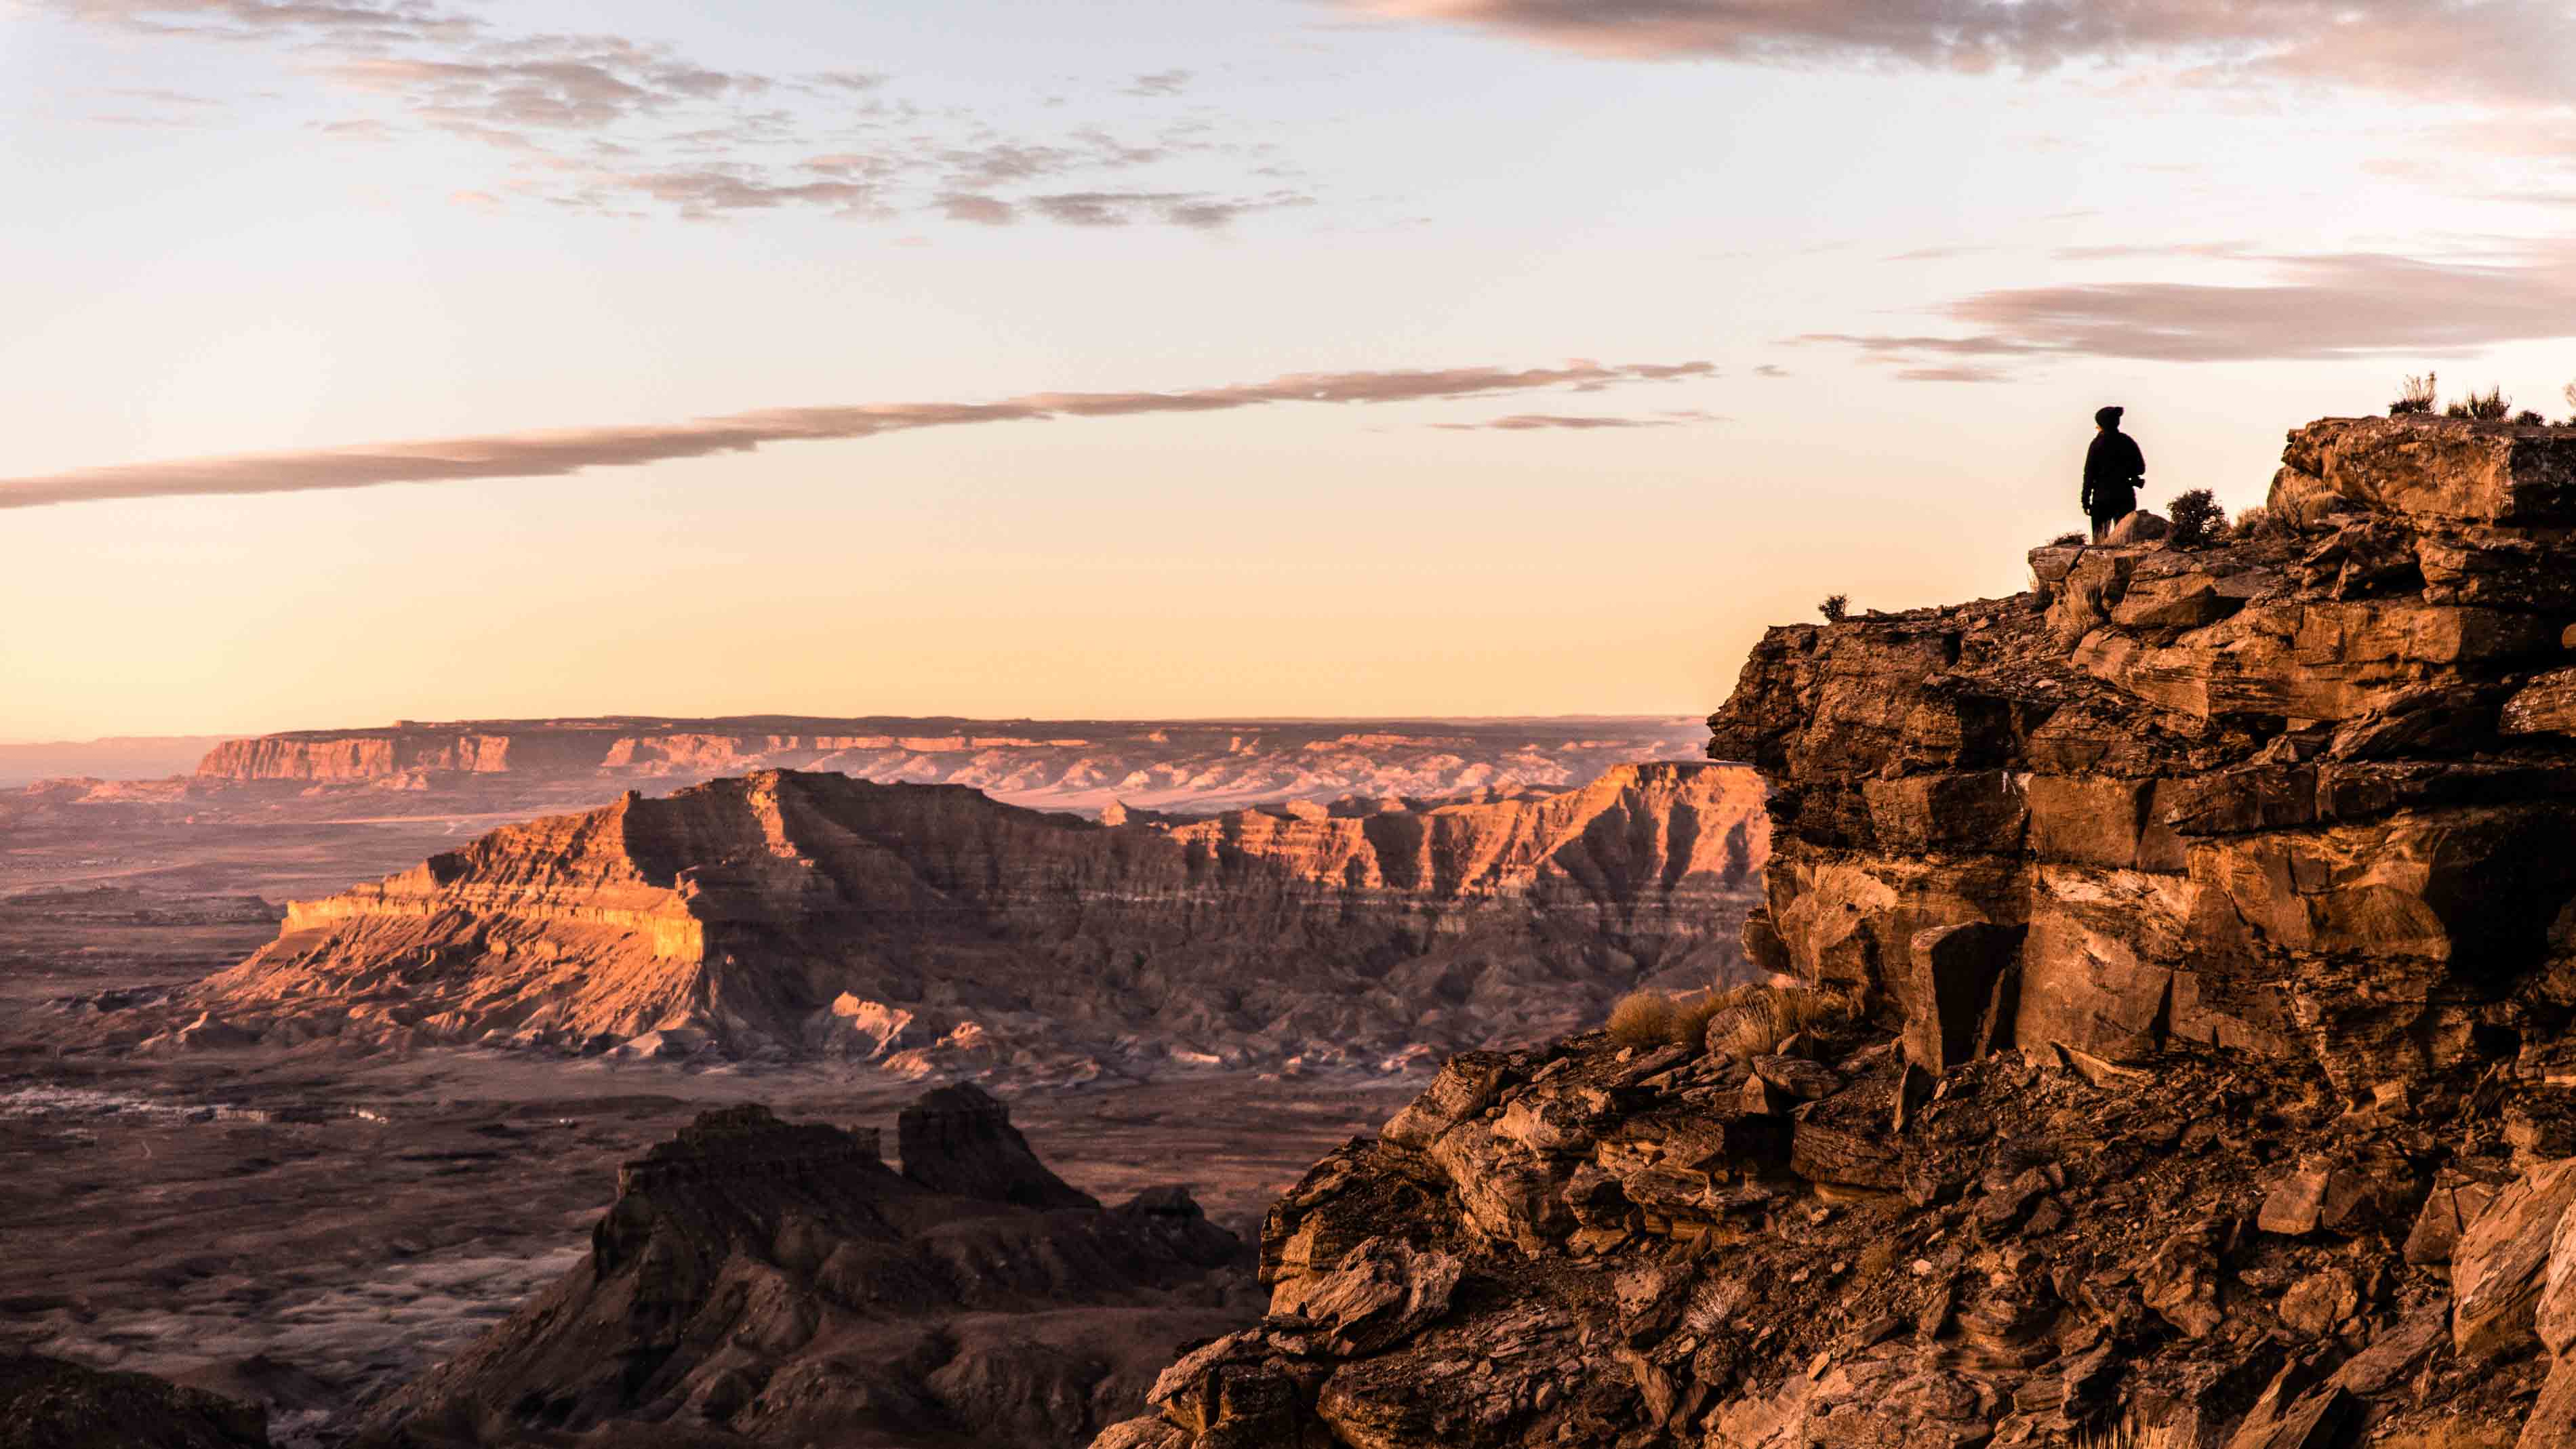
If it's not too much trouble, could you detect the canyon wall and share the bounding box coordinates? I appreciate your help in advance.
[118,761,1765,1075]
[185,714,1708,815]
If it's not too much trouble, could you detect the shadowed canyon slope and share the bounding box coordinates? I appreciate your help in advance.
[1103,416,2576,1448]
[83,762,1765,1077]
[367,1089,1248,1449]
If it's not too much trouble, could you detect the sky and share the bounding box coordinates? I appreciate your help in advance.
[7,0,2576,740]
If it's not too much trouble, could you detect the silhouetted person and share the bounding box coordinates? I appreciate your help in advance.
[2082,405,2145,542]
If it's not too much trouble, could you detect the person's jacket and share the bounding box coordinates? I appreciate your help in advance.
[2083,428,2146,516]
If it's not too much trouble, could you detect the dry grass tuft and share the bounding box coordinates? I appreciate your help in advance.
[1702,980,1859,1062]
[2072,1421,2196,1449]
[1607,991,1678,1050]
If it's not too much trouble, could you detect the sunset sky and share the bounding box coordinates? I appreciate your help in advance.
[9,0,2576,739]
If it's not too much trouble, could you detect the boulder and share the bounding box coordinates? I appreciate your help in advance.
[2105,510,2173,546]
[1270,1238,1462,1355]
[2453,1158,2576,1359]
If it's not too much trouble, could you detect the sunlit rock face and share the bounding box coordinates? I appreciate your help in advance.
[187,714,1712,815]
[1094,417,2576,1449]
[1709,415,2576,1095]
[105,762,1765,1076]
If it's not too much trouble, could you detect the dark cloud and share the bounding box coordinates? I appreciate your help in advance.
[1800,241,2576,377]
[47,1,1304,229]
[1,359,1716,511]
[1346,0,2576,105]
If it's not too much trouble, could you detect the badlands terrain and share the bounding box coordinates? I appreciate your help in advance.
[0,720,1751,1444]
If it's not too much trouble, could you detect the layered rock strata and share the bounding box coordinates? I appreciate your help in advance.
[188,714,1708,815]
[1714,415,2576,1095]
[367,1091,1246,1448]
[1102,415,2576,1448]
[95,762,1763,1074]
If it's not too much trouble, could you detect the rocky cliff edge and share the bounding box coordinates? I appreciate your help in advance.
[1094,415,2576,1448]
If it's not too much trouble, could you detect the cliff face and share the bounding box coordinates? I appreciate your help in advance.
[123,762,1764,1073]
[368,1090,1247,1448]
[1711,415,2576,1096]
[1099,416,2576,1449]
[185,714,1710,815]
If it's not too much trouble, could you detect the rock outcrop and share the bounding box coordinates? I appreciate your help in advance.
[0,1353,271,1449]
[88,762,1763,1075]
[365,1093,1246,1448]
[1100,415,2576,1448]
[1714,413,2576,1095]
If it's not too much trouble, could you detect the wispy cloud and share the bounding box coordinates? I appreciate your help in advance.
[1343,0,2576,106]
[45,1,1309,228]
[1,360,1716,510]
[1432,407,1718,430]
[1123,68,1194,98]
[1800,240,2576,374]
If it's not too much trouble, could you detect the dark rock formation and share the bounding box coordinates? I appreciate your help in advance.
[1100,415,2576,1448]
[0,1353,270,1449]
[366,1096,1245,1448]
[899,1084,1098,1209]
[83,761,1763,1076]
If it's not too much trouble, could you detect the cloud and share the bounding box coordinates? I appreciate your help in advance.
[1432,407,1718,430]
[1026,190,1314,228]
[1342,0,2576,106]
[45,1,1305,229]
[1800,241,2576,372]
[1754,363,1790,377]
[1,359,1715,511]
[1895,365,2013,383]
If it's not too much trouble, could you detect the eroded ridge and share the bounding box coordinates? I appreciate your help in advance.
[76,762,1764,1074]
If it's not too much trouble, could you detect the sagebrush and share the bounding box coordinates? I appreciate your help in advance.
[2165,489,2225,548]
[1818,593,1849,623]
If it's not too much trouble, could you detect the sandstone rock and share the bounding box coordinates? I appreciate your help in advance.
[2519,1358,2576,1449]
[1269,1238,1462,1355]
[1379,1052,1510,1150]
[2406,1167,2505,1267]
[1750,1054,1841,1101]
[1901,921,2022,1072]
[2105,510,2173,545]
[2453,1158,2576,1359]
[2539,1191,2576,1356]
[2278,1269,2360,1336]
[2221,1366,2356,1449]
[2504,666,2576,737]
